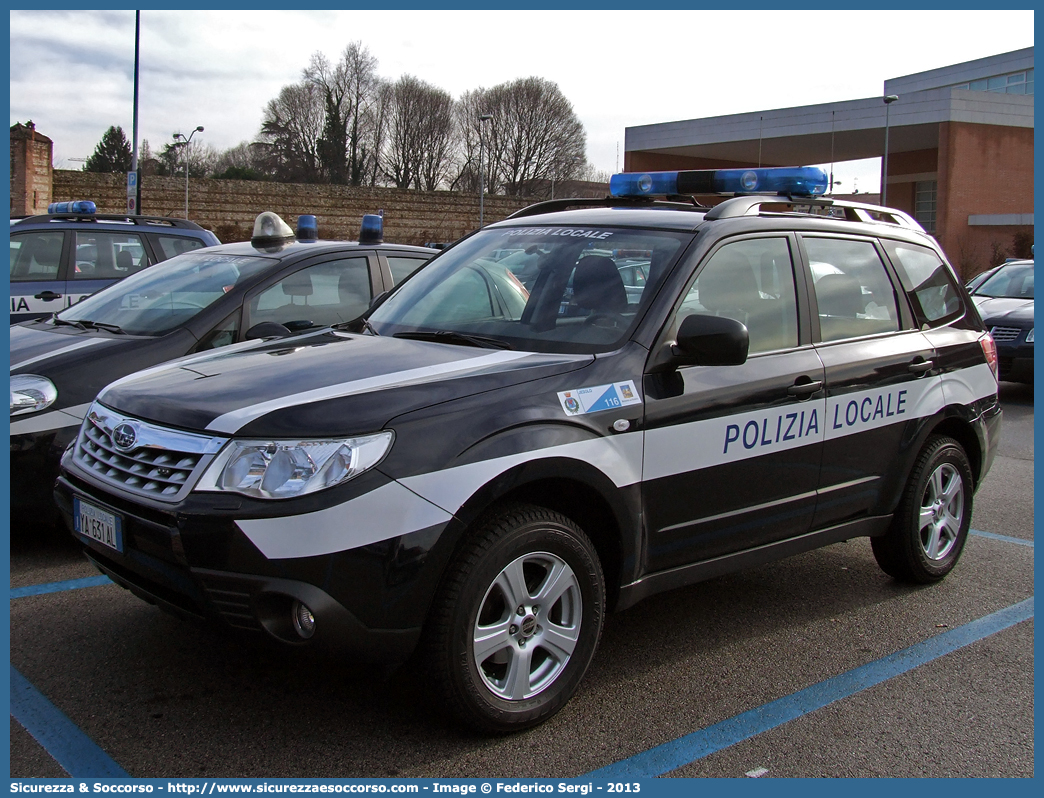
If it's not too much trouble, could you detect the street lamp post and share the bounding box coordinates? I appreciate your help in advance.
[477,114,493,227]
[882,95,898,207]
[172,125,204,219]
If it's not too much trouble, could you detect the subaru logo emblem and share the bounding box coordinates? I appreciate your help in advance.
[111,422,138,452]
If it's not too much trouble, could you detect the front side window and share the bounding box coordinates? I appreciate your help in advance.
[370,226,689,354]
[804,237,900,342]
[10,232,64,281]
[673,237,799,355]
[60,252,274,335]
[73,231,149,280]
[248,257,371,329]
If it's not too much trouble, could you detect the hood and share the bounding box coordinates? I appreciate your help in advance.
[98,332,591,438]
[972,296,1034,325]
[9,323,195,414]
[10,324,119,374]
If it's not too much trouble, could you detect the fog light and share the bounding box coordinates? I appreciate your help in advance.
[292,600,316,639]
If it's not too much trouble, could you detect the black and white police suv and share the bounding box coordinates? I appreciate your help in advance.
[56,167,1002,732]
[10,201,221,323]
[13,212,434,522]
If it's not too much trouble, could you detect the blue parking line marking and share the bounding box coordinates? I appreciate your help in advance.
[586,597,1034,778]
[10,666,129,777]
[10,574,112,599]
[970,528,1034,547]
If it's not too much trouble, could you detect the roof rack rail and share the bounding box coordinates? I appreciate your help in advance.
[13,213,209,229]
[704,195,924,231]
[506,195,708,221]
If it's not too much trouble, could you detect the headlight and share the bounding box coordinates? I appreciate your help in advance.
[10,375,58,417]
[1026,328,1034,343]
[197,431,393,499]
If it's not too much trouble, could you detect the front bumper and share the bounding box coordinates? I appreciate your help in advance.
[54,470,454,662]
[10,428,77,516]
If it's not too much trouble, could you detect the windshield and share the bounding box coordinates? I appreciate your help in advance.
[976,262,1034,299]
[59,251,274,335]
[369,225,689,353]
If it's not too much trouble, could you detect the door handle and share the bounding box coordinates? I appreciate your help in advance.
[34,291,63,301]
[787,379,823,398]
[908,360,934,374]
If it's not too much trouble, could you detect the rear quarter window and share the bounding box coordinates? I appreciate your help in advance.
[884,241,964,326]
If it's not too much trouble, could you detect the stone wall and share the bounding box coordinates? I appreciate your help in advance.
[51,171,546,246]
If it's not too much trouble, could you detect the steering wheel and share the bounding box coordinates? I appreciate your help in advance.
[166,300,206,310]
[583,312,628,330]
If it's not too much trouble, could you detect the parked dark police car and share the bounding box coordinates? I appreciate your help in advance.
[57,167,1002,733]
[12,212,433,521]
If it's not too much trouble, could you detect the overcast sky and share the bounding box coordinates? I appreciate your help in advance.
[9,9,1035,193]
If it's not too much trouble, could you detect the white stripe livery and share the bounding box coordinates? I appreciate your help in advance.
[235,364,998,560]
[206,350,538,434]
[10,338,106,372]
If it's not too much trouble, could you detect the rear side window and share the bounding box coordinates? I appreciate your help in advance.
[10,232,64,281]
[387,256,429,286]
[153,235,206,261]
[884,242,964,326]
[803,237,901,342]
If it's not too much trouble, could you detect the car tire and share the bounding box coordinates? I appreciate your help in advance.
[872,435,973,583]
[423,503,605,733]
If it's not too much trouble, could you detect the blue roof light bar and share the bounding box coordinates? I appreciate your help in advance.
[48,200,97,214]
[610,167,829,199]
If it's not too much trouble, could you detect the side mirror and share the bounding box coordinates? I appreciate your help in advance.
[672,314,749,367]
[245,321,292,340]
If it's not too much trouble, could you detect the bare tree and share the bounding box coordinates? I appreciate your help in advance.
[257,81,325,182]
[383,75,456,190]
[484,77,586,196]
[450,89,493,193]
[364,79,394,187]
[305,42,378,185]
[416,82,457,191]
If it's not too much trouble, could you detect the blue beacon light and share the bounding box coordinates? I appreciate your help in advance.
[296,215,318,242]
[48,200,97,214]
[359,214,384,244]
[610,166,828,198]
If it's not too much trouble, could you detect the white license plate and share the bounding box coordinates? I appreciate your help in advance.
[74,497,124,553]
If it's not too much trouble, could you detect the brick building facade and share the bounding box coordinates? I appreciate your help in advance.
[624,48,1034,278]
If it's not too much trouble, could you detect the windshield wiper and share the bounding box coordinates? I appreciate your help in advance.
[331,317,379,335]
[393,330,514,350]
[49,314,89,331]
[78,319,126,334]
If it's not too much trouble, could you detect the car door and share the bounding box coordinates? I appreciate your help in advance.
[10,229,69,322]
[800,234,936,530]
[642,234,826,572]
[66,229,153,309]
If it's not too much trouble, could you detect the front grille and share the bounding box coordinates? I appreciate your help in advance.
[990,326,1024,343]
[72,404,227,503]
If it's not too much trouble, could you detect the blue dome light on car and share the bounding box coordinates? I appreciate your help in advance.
[296,215,318,242]
[359,214,384,244]
[48,200,97,214]
[609,167,829,198]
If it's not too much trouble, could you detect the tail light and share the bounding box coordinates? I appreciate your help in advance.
[980,333,999,380]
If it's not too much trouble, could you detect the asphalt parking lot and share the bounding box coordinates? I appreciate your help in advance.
[9,382,1034,779]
